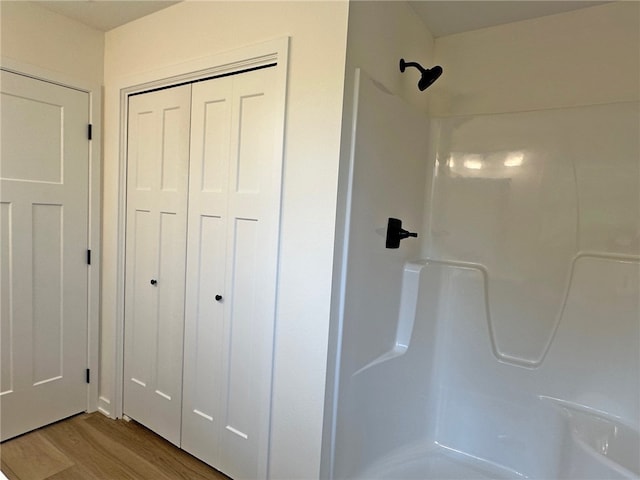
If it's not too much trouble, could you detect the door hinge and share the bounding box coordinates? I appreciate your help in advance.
[86,368,91,384]
[88,124,93,140]
[87,249,91,265]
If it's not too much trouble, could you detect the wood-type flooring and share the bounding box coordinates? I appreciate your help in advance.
[0,412,230,480]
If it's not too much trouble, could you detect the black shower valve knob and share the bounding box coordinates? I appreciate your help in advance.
[385,217,418,249]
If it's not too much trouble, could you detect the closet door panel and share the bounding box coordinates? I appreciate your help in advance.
[124,85,191,447]
[181,76,233,464]
[183,67,281,480]
[234,93,268,193]
[155,211,186,399]
[219,66,280,480]
[191,215,225,413]
[201,98,231,193]
[224,217,259,439]
[128,209,157,387]
[181,213,226,461]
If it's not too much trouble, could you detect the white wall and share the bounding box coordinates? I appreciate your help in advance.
[101,2,348,478]
[342,1,435,111]
[0,1,104,86]
[430,1,640,117]
[420,1,640,255]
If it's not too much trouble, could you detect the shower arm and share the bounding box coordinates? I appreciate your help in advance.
[399,59,426,74]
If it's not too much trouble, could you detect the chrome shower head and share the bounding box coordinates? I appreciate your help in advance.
[399,58,443,91]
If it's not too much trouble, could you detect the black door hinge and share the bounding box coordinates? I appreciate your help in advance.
[86,368,91,384]
[87,249,91,265]
[88,124,93,140]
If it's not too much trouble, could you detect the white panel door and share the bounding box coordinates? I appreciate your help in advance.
[182,66,281,479]
[123,85,191,446]
[0,70,89,441]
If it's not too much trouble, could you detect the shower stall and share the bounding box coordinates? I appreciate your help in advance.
[325,60,639,479]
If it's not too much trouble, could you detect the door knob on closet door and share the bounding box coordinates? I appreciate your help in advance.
[215,295,223,302]
[150,279,158,286]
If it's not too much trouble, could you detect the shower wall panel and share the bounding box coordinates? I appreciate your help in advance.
[422,100,640,477]
[426,101,640,366]
[331,69,432,478]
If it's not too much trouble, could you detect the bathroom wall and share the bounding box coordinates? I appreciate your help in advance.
[102,3,348,478]
[0,1,104,86]
[426,0,640,270]
[340,1,435,111]
[430,1,639,117]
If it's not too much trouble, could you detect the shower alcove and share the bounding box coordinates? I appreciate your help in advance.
[325,64,639,479]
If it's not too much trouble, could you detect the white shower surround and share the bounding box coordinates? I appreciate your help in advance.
[328,66,639,478]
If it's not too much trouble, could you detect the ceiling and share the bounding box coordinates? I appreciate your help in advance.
[36,0,610,35]
[409,1,610,37]
[37,1,181,32]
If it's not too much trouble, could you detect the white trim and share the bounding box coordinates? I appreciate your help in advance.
[110,37,290,421]
[0,57,102,415]
[0,57,97,94]
[97,396,112,417]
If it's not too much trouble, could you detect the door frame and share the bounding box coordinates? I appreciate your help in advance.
[110,37,289,420]
[0,58,102,413]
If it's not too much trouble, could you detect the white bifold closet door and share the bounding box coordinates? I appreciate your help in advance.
[124,66,280,479]
[123,84,191,446]
[181,66,280,480]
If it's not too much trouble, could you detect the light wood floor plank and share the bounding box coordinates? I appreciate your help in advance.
[1,413,229,480]
[46,464,99,480]
[1,457,20,480]
[82,414,222,479]
[42,415,162,479]
[0,431,73,480]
